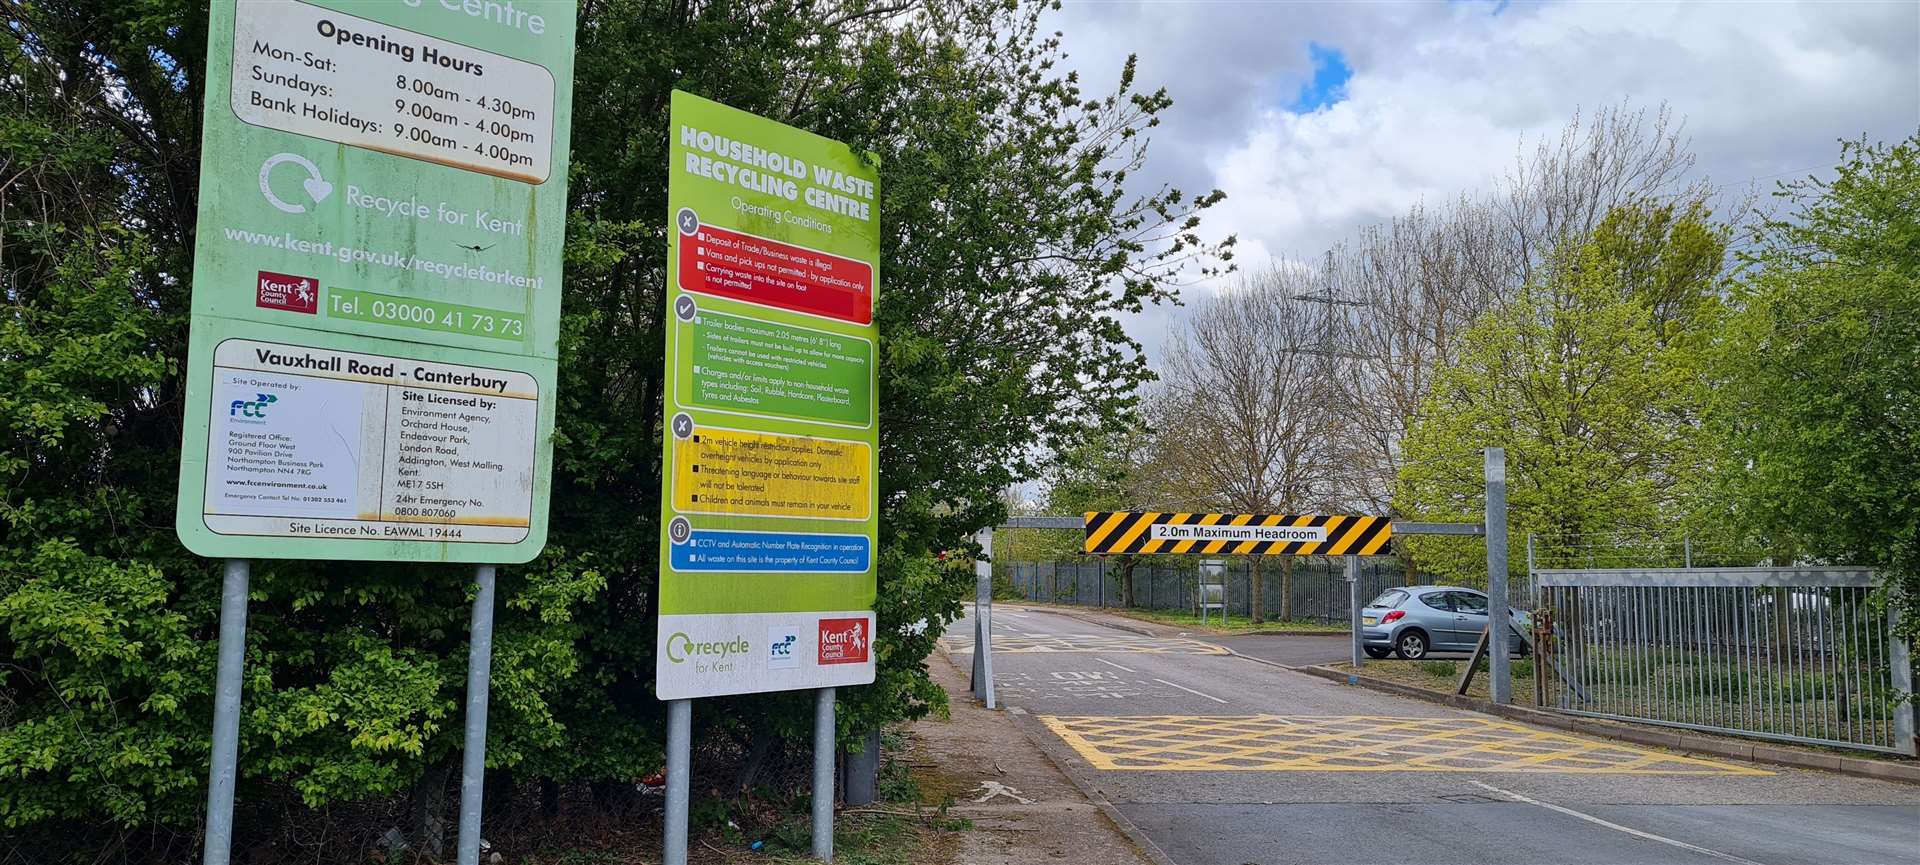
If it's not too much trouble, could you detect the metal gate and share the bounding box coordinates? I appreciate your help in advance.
[1535,567,1915,755]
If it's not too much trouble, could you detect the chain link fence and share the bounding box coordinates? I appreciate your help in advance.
[1000,557,1406,624]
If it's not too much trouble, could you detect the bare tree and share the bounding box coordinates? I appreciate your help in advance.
[1310,101,1721,585]
[1152,267,1337,621]
[1484,101,1714,295]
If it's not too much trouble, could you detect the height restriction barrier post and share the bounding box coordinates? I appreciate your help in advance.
[656,92,881,864]
[177,4,576,864]
[1485,447,1512,704]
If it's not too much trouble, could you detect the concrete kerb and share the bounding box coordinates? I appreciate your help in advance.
[1274,659,1920,785]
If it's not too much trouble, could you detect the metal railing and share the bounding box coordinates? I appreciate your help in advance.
[1535,567,1916,756]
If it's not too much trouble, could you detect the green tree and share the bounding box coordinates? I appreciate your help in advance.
[0,0,1228,846]
[1396,203,1727,582]
[1040,423,1163,606]
[1707,133,1920,640]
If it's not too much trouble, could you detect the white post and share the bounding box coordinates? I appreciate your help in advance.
[971,528,996,708]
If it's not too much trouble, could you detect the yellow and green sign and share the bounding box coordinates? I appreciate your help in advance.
[656,91,880,700]
[175,0,575,563]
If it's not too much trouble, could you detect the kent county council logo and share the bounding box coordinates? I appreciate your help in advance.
[767,627,800,670]
[229,392,278,420]
[817,618,869,665]
[256,270,319,314]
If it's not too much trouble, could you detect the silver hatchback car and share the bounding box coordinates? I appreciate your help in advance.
[1360,585,1529,660]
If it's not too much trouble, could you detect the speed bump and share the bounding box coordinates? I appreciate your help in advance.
[1038,714,1771,775]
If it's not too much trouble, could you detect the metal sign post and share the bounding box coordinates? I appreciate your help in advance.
[663,699,692,865]
[1347,555,1363,668]
[812,687,837,860]
[201,559,250,865]
[456,564,498,865]
[1485,447,1512,704]
[1198,559,1227,625]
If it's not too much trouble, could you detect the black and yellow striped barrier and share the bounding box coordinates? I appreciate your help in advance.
[1082,511,1392,556]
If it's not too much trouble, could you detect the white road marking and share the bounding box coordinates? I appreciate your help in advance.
[1468,781,1769,865]
[1153,678,1230,704]
[971,781,1035,804]
[1094,657,1138,673]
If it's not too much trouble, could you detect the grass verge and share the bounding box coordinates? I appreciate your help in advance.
[1093,606,1350,635]
[1330,656,1542,707]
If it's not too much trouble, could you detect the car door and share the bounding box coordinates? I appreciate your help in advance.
[1449,590,1489,649]
[1411,591,1458,649]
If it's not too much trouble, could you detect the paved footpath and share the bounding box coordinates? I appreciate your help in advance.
[949,604,1920,865]
[913,644,1160,864]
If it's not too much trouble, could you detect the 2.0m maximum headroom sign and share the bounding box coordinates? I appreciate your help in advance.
[175,0,575,563]
[656,92,881,700]
[1084,512,1393,556]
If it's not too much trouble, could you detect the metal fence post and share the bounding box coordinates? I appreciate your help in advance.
[201,559,250,865]
[1892,604,1916,756]
[1486,447,1512,704]
[456,564,498,865]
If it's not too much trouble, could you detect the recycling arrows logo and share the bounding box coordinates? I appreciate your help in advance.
[258,152,333,215]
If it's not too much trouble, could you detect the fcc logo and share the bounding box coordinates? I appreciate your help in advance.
[766,627,800,670]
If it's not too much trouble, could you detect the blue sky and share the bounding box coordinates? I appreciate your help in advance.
[1287,44,1351,114]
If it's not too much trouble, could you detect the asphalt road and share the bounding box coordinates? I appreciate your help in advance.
[949,604,1920,865]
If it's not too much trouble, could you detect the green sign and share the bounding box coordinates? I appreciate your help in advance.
[174,0,575,563]
[656,91,880,700]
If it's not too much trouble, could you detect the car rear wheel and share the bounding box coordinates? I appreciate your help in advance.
[1395,630,1429,660]
[1364,646,1391,659]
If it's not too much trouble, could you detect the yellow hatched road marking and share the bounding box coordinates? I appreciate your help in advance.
[1037,715,1772,776]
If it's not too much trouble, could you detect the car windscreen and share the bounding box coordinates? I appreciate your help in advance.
[1367,589,1407,608]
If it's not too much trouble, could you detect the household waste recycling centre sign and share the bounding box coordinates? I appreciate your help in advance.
[175,0,574,563]
[656,91,880,700]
